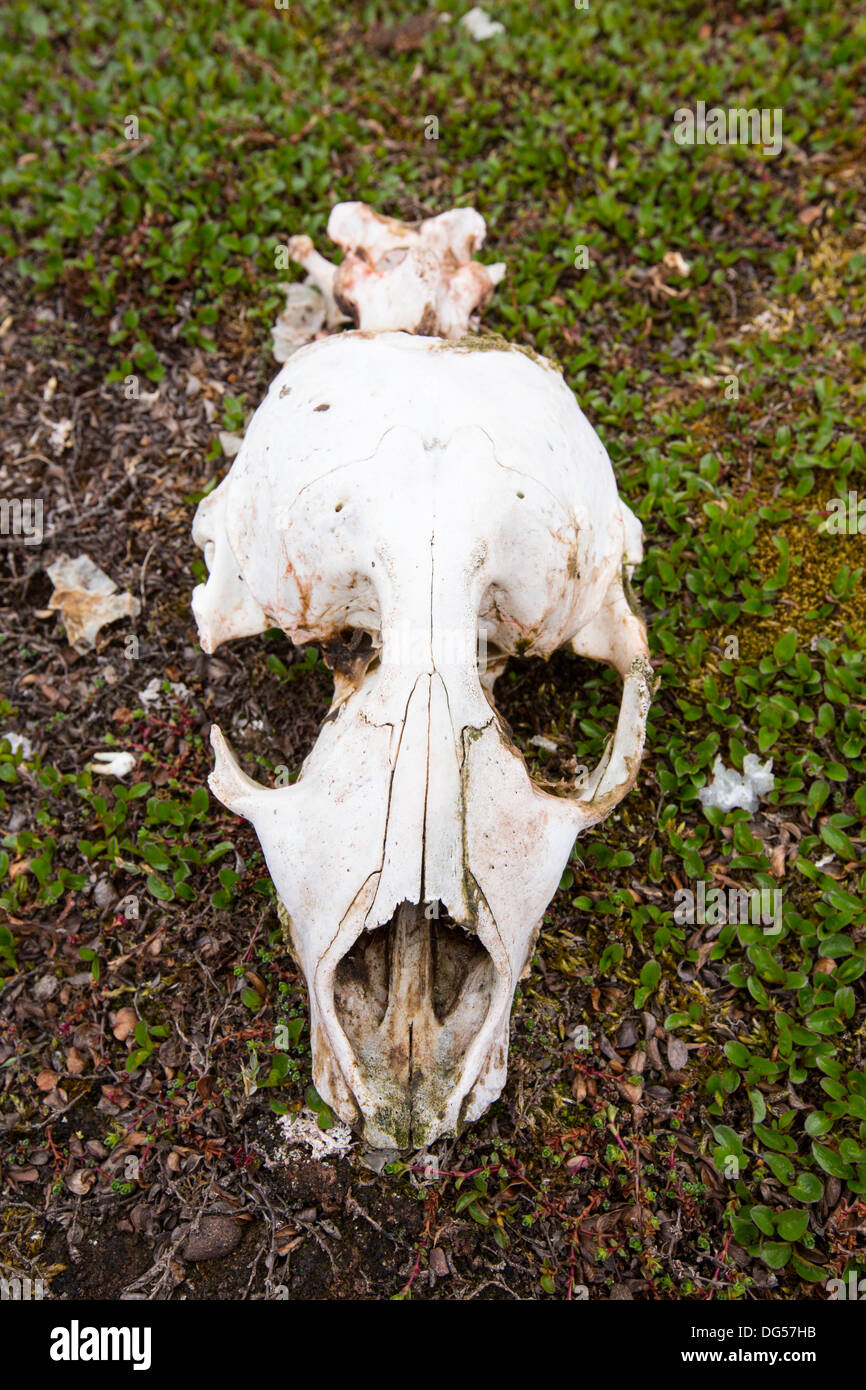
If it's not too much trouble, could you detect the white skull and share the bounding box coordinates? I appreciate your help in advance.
[287,202,506,339]
[192,331,651,1149]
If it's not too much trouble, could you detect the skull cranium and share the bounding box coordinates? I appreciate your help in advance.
[192,331,651,1149]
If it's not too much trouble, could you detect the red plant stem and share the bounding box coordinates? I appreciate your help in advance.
[708,1232,732,1298]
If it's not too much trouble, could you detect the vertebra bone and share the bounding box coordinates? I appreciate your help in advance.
[288,203,505,339]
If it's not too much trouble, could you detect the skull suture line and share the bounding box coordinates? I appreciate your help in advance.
[192,331,652,1150]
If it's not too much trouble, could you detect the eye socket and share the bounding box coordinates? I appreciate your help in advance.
[516,491,525,500]
[243,631,334,774]
[334,503,343,513]
[490,647,609,791]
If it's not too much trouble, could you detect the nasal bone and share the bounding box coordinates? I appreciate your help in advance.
[365,670,469,929]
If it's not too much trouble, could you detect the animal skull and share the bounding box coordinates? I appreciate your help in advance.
[288,202,506,338]
[192,331,652,1149]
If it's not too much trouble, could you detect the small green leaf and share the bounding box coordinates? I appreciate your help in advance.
[731,1216,759,1247]
[761,1241,791,1269]
[776,1209,809,1242]
[639,960,660,992]
[724,1041,751,1067]
[820,824,857,859]
[788,1172,823,1203]
[811,1142,850,1179]
[792,1253,829,1282]
[805,1111,832,1137]
[305,1084,324,1113]
[754,1123,797,1153]
[141,840,171,871]
[751,1205,775,1237]
[762,1152,795,1184]
[147,873,174,902]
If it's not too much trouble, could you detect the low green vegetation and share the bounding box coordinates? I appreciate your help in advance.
[0,0,863,1299]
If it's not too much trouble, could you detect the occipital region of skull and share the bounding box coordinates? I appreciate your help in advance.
[191,329,652,1151]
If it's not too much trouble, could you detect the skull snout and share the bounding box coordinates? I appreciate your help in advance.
[332,902,499,1148]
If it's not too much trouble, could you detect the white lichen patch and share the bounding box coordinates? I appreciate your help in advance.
[698,754,775,814]
[1,730,33,758]
[268,1109,355,1164]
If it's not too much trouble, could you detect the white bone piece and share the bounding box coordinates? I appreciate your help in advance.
[192,331,652,1149]
[46,553,140,652]
[287,203,506,339]
[460,8,506,40]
